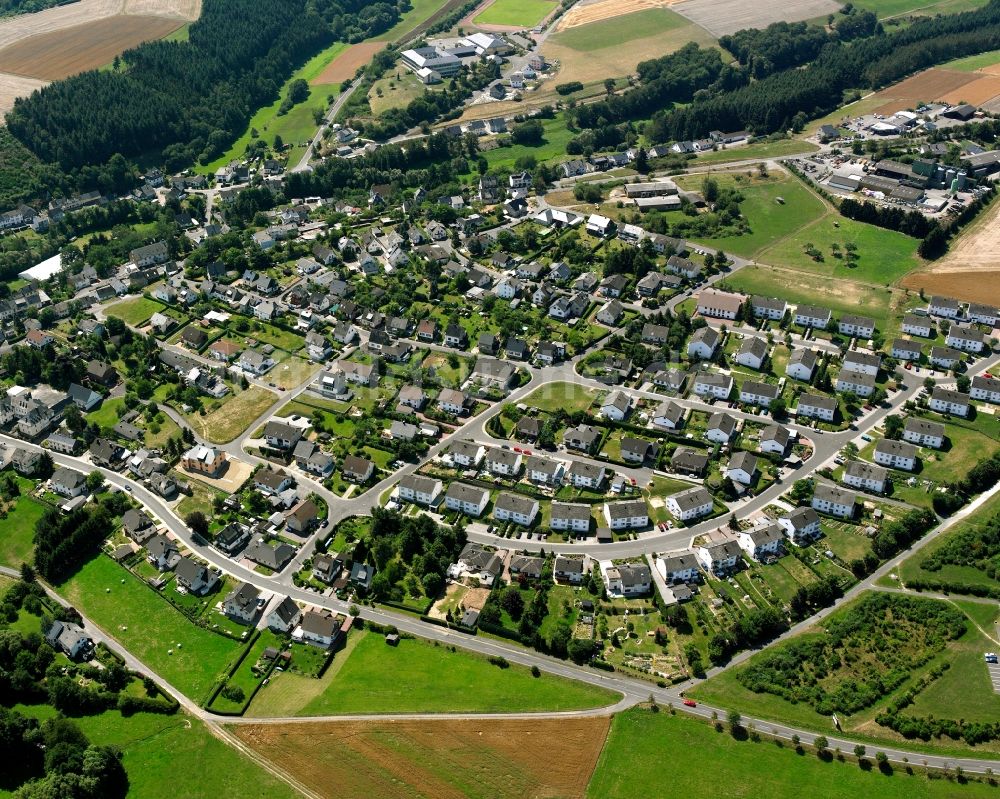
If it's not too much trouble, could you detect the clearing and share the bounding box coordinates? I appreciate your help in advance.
[252,629,619,715]
[233,716,610,799]
[473,0,557,28]
[671,0,840,36]
[587,708,1000,799]
[542,9,715,84]
[0,15,184,81]
[59,554,246,705]
[901,192,1000,305]
[183,385,277,444]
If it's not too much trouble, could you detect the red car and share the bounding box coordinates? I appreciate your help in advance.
[683,699,697,708]
[523,449,532,456]
[513,447,522,453]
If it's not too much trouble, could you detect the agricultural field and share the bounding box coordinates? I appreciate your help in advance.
[0,15,184,81]
[473,0,556,28]
[543,8,716,84]
[64,710,303,799]
[854,0,988,17]
[669,0,840,36]
[254,630,618,715]
[373,0,452,42]
[587,708,1000,799]
[943,47,1000,72]
[182,385,277,444]
[233,715,610,799]
[901,193,1000,305]
[59,554,247,705]
[867,67,1000,115]
[690,591,1000,753]
[693,138,819,165]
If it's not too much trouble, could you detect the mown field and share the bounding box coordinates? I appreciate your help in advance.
[474,0,556,27]
[182,385,277,444]
[251,630,618,716]
[587,708,1000,799]
[0,483,45,568]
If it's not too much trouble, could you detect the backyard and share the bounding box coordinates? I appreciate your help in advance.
[0,481,47,568]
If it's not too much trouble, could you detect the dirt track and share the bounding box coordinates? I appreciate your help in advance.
[232,716,611,799]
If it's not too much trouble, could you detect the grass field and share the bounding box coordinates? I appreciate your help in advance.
[723,266,898,330]
[60,555,246,705]
[587,708,1000,799]
[65,711,302,799]
[105,296,167,327]
[0,491,45,568]
[943,47,1000,71]
[917,417,1000,485]
[269,355,320,390]
[234,715,610,799]
[184,386,277,444]
[256,630,618,715]
[549,8,685,50]
[480,114,575,171]
[369,71,431,114]
[474,0,556,27]
[203,41,347,173]
[694,138,819,165]
[522,381,597,413]
[86,396,125,429]
[374,0,451,41]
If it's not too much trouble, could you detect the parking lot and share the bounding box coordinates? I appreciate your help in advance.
[987,653,1000,693]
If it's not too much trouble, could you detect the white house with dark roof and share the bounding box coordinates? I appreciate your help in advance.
[903,417,945,448]
[843,460,887,493]
[839,315,875,338]
[493,492,539,526]
[786,348,817,382]
[779,507,821,543]
[653,401,685,431]
[902,314,933,337]
[759,424,791,455]
[448,440,485,468]
[891,338,922,361]
[873,439,918,471]
[735,337,768,370]
[928,296,961,318]
[566,461,605,489]
[486,447,522,476]
[739,380,780,407]
[971,375,1000,404]
[656,551,700,583]
[444,482,490,516]
[794,305,832,329]
[397,475,442,505]
[694,538,742,576]
[811,484,857,518]
[706,412,737,444]
[751,295,786,321]
[604,563,652,597]
[600,391,632,422]
[696,289,744,320]
[603,499,649,530]
[967,303,998,326]
[525,455,563,485]
[946,324,986,353]
[929,387,970,417]
[687,326,720,360]
[726,451,759,486]
[554,556,586,584]
[737,523,784,561]
[693,372,733,400]
[550,502,591,532]
[666,487,714,521]
[842,351,881,377]
[835,369,876,398]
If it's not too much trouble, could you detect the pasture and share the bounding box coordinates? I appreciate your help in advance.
[853,0,988,17]
[670,0,840,36]
[233,716,610,799]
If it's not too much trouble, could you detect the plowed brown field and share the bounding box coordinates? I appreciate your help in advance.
[872,68,978,104]
[939,74,1000,105]
[0,15,183,80]
[312,41,385,85]
[232,716,611,799]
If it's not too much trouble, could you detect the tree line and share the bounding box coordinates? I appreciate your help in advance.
[5,0,407,175]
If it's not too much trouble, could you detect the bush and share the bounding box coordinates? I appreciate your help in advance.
[555,81,584,95]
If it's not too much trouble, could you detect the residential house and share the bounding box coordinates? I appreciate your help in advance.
[946,325,986,353]
[839,315,876,338]
[778,507,822,544]
[666,487,714,521]
[605,563,652,597]
[525,455,563,485]
[902,314,933,337]
[696,289,743,320]
[447,543,503,586]
[550,502,591,533]
[286,500,321,534]
[563,424,601,452]
[671,446,708,476]
[267,596,302,633]
[705,412,737,443]
[737,524,784,561]
[873,439,918,471]
[797,393,837,422]
[175,557,218,596]
[811,484,858,518]
[751,296,787,321]
[146,534,180,571]
[928,296,961,318]
[739,380,780,408]
[843,461,888,493]
[448,440,485,468]
[735,337,768,370]
[341,454,374,483]
[566,461,605,489]
[444,482,490,516]
[554,556,586,584]
[493,492,539,526]
[759,424,792,455]
[50,467,86,497]
[600,391,631,422]
[727,451,759,486]
[182,445,227,477]
[903,417,945,448]
[652,401,685,431]
[794,305,832,329]
[692,372,733,400]
[971,375,1000,404]
[687,326,720,360]
[891,339,922,361]
[298,611,340,648]
[694,539,742,576]
[929,387,970,417]
[656,552,700,583]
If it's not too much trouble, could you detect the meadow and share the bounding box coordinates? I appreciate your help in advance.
[183,385,277,444]
[0,484,46,568]
[60,555,247,706]
[474,0,556,27]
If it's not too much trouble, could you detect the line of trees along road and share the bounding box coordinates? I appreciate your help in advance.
[4,0,406,172]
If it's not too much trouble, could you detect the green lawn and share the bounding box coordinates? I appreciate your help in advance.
[587,708,1000,799]
[474,0,556,27]
[549,8,686,50]
[86,396,126,430]
[916,416,1000,486]
[523,381,597,413]
[373,0,451,42]
[105,297,168,327]
[693,139,819,165]
[59,555,247,705]
[0,492,46,568]
[202,41,347,173]
[481,114,575,171]
[65,711,301,799]
[270,630,618,715]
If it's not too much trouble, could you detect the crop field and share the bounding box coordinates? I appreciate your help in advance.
[313,41,384,85]
[868,67,985,115]
[671,0,840,36]
[60,555,246,705]
[901,192,1000,304]
[233,715,610,799]
[0,15,183,81]
[473,0,556,28]
[588,709,1000,799]
[542,10,715,84]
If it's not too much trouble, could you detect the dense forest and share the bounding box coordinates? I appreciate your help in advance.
[0,0,66,17]
[5,0,404,172]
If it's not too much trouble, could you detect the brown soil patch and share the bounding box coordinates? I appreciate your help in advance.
[901,196,1000,305]
[939,74,1000,105]
[872,67,977,104]
[0,15,183,80]
[231,716,611,799]
[554,0,678,31]
[312,41,384,86]
[981,62,1000,77]
[870,98,913,116]
[0,72,45,115]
